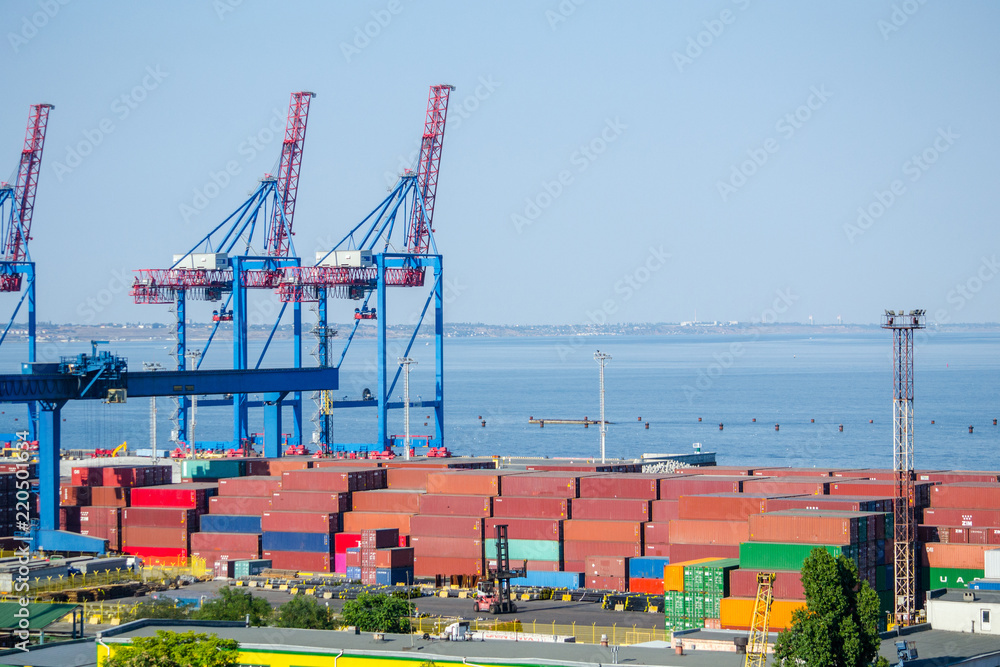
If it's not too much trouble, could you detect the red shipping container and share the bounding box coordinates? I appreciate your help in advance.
[563,560,585,572]
[352,490,421,513]
[410,535,484,559]
[563,520,641,542]
[484,518,561,541]
[931,483,1000,509]
[80,524,120,550]
[585,556,628,577]
[949,527,969,544]
[918,525,943,543]
[418,494,492,517]
[80,507,121,526]
[342,512,412,535]
[360,527,400,549]
[587,576,626,590]
[831,469,898,481]
[969,528,989,545]
[346,549,360,567]
[742,477,831,496]
[651,500,679,522]
[61,486,92,506]
[90,486,130,507]
[269,491,348,514]
[731,569,805,599]
[413,555,482,577]
[658,476,745,500]
[748,511,867,545]
[918,471,1000,484]
[497,471,586,498]
[677,493,770,521]
[59,506,81,531]
[643,522,670,545]
[131,483,217,510]
[670,519,750,545]
[123,545,188,564]
[261,511,339,534]
[386,467,432,490]
[988,529,1000,545]
[71,467,102,486]
[678,466,753,476]
[196,550,259,563]
[563,540,641,561]
[645,544,671,558]
[281,468,366,492]
[767,496,892,513]
[492,496,568,519]
[218,476,281,497]
[123,507,197,527]
[578,475,659,500]
[122,525,190,549]
[571,498,650,521]
[669,543,741,562]
[923,508,1000,527]
[208,496,270,516]
[247,458,312,477]
[102,466,144,488]
[830,480,933,506]
[335,533,362,554]
[409,515,484,538]
[191,532,261,554]
[629,577,664,594]
[374,547,414,568]
[752,468,836,478]
[263,550,331,573]
[425,470,503,496]
[921,543,992,569]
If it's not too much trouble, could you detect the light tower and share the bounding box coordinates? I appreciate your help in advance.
[881,308,925,626]
[399,357,416,460]
[594,350,611,463]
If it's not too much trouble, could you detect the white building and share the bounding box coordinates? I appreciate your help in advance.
[926,588,1000,635]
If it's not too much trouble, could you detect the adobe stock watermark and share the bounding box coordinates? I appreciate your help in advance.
[511,117,627,234]
[12,438,34,652]
[554,244,669,361]
[382,77,500,187]
[8,0,71,54]
[943,255,999,315]
[878,0,929,40]
[545,0,586,31]
[681,288,798,403]
[76,267,134,324]
[842,127,958,244]
[340,0,403,63]
[179,107,288,224]
[672,0,752,73]
[717,85,832,203]
[212,0,243,20]
[50,66,169,182]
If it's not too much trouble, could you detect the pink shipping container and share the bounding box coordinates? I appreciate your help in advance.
[658,476,746,500]
[498,471,588,498]
[669,519,750,545]
[643,522,670,545]
[563,520,641,542]
[563,540,641,561]
[263,550,331,573]
[930,484,1000,509]
[730,569,805,599]
[269,491,349,514]
[425,470,504,496]
[677,493,771,521]
[484,518,561,541]
[352,489,422,513]
[209,496,271,516]
[578,475,659,500]
[418,494,492,517]
[587,576,626,591]
[669,543,741,562]
[492,496,568,519]
[334,553,347,572]
[218,476,281,497]
[410,535,484,559]
[409,515,484,538]
[571,498,650,521]
[923,508,1000,527]
[413,555,483,577]
[585,556,628,577]
[261,511,339,534]
[741,477,832,496]
[651,500,679,522]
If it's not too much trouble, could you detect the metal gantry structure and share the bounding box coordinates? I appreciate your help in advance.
[882,308,925,626]
[274,84,454,453]
[0,103,54,436]
[131,92,316,455]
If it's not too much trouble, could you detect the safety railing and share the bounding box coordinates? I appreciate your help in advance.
[408,616,668,645]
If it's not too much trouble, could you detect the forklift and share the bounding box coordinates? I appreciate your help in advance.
[473,524,526,614]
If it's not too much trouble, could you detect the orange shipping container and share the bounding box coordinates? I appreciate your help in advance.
[668,519,750,545]
[386,467,432,490]
[563,520,642,542]
[720,597,805,631]
[425,470,503,496]
[352,489,422,513]
[342,511,413,535]
[663,557,721,592]
[922,543,992,569]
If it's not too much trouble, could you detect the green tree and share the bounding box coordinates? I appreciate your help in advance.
[192,586,273,626]
[773,548,890,667]
[121,599,191,622]
[341,592,412,633]
[104,630,239,667]
[275,595,340,630]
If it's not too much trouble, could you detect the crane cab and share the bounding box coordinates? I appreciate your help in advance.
[354,307,377,320]
[212,309,234,322]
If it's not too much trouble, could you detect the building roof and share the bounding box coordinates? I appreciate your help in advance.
[931,589,1000,604]
[0,603,80,631]
[0,638,96,667]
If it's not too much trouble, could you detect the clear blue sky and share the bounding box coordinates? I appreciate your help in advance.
[2,1,998,326]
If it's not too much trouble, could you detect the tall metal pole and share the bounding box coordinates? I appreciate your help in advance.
[186,349,201,459]
[143,362,162,464]
[595,350,611,464]
[881,309,925,627]
[399,357,416,460]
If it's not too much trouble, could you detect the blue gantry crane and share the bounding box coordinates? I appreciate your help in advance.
[131,92,316,454]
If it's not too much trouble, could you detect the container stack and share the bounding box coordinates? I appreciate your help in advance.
[123,482,218,565]
[261,507,341,573]
[350,527,412,585]
[190,476,278,569]
[628,556,671,594]
[917,482,1000,589]
[663,557,738,631]
[180,458,247,483]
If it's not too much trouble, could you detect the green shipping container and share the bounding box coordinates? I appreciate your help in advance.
[683,558,739,595]
[233,559,271,578]
[181,458,245,480]
[507,539,561,562]
[921,567,985,591]
[739,542,852,571]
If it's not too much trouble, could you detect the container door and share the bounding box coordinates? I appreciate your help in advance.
[982,609,992,632]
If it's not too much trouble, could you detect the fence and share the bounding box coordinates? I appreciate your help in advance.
[409,616,668,645]
[21,569,138,594]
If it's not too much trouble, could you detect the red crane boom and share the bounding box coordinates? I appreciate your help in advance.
[406,85,454,255]
[5,103,54,264]
[267,91,316,258]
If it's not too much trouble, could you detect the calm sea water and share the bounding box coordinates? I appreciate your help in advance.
[0,331,997,471]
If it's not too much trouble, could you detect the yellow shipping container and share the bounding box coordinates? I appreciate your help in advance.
[663,557,724,592]
[719,597,806,631]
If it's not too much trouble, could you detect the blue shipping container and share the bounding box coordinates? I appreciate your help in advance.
[629,557,671,579]
[262,531,331,553]
[346,566,361,580]
[970,579,1000,590]
[200,515,262,534]
[376,567,414,586]
[516,570,584,589]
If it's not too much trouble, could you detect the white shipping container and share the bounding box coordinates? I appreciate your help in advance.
[172,253,229,270]
[315,250,374,268]
[985,548,1000,579]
